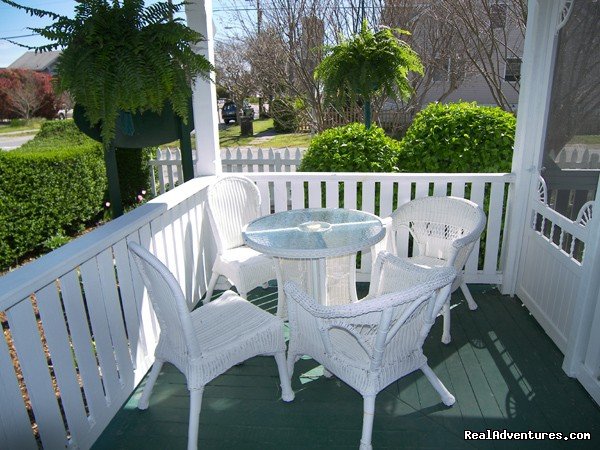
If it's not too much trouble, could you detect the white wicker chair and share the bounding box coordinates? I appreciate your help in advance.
[372,196,487,344]
[128,242,294,450]
[285,252,456,450]
[205,175,276,303]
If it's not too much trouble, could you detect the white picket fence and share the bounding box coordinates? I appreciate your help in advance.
[148,147,304,195]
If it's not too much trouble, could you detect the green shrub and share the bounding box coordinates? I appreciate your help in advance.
[116,147,153,206]
[398,102,515,173]
[300,122,401,173]
[0,141,106,269]
[300,123,401,214]
[271,97,303,132]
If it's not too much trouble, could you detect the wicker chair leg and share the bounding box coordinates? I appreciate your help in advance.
[203,272,220,305]
[359,395,376,450]
[286,352,299,382]
[421,364,455,406]
[137,359,164,410]
[274,351,295,402]
[441,300,451,344]
[187,387,204,450]
[460,282,478,311]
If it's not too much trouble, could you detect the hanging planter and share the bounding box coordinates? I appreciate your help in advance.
[73,100,194,149]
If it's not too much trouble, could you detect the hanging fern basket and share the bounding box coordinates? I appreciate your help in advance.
[73,101,194,148]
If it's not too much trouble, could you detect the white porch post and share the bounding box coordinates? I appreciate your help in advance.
[185,0,222,176]
[499,0,561,295]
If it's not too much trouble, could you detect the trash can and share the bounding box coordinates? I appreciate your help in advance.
[240,116,253,136]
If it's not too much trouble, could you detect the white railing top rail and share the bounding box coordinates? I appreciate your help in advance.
[244,171,516,182]
[0,176,216,312]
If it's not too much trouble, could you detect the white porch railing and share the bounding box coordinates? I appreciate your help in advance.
[0,171,514,449]
[244,172,515,284]
[148,147,303,195]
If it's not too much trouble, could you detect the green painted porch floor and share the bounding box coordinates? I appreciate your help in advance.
[93,285,600,449]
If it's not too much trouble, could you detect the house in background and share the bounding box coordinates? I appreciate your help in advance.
[8,50,61,75]
[382,1,523,113]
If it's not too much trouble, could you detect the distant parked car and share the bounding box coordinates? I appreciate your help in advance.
[221,101,255,124]
[56,108,73,120]
[221,101,237,124]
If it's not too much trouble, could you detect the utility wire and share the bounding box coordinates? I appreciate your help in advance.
[0,33,39,40]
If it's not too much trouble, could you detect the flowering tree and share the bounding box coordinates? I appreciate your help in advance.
[0,69,57,119]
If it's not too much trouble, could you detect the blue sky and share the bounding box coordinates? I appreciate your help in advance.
[0,0,238,68]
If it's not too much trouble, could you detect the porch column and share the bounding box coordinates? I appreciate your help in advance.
[499,0,561,295]
[185,0,222,176]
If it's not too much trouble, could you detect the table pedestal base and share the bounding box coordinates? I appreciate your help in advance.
[274,254,358,319]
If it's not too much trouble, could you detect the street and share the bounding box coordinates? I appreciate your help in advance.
[0,132,35,150]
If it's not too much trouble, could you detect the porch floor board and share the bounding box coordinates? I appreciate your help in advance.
[93,285,600,449]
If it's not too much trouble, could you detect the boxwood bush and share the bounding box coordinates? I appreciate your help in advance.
[0,127,106,269]
[300,123,401,213]
[300,122,401,173]
[398,102,515,173]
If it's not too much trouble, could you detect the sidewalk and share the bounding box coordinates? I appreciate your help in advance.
[0,128,38,136]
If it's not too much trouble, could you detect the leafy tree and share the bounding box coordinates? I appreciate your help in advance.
[314,20,423,128]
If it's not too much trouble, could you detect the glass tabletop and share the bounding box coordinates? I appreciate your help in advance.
[242,208,385,259]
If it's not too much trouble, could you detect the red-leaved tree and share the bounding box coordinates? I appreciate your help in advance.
[0,69,57,120]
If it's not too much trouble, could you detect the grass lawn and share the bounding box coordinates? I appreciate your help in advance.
[219,118,312,148]
[158,118,311,149]
[0,118,47,134]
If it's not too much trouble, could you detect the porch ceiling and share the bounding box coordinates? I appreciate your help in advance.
[93,285,600,449]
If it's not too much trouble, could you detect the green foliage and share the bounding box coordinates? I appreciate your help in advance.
[271,97,303,132]
[30,119,91,145]
[0,122,106,269]
[2,0,213,144]
[116,147,152,206]
[398,102,516,172]
[300,123,401,173]
[314,21,423,108]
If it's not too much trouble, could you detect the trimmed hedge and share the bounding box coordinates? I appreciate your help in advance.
[398,102,515,173]
[300,122,401,173]
[0,130,106,269]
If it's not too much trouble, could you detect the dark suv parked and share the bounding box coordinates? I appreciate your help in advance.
[221,101,255,124]
[221,101,237,124]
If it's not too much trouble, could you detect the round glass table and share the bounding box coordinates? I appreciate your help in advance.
[242,208,385,314]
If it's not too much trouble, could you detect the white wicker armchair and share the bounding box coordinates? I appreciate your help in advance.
[285,252,457,450]
[128,242,294,450]
[373,196,487,344]
[204,175,276,303]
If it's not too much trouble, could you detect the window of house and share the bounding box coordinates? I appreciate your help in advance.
[504,57,521,82]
